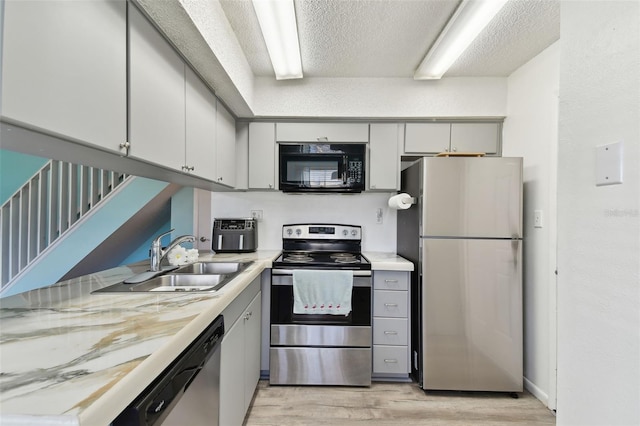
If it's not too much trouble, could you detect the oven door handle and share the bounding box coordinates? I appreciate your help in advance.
[271,269,372,277]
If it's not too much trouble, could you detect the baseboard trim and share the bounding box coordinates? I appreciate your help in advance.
[524,377,549,407]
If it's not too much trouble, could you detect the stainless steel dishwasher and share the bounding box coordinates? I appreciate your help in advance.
[112,315,224,426]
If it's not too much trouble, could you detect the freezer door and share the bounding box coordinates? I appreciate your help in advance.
[421,157,522,238]
[421,238,523,392]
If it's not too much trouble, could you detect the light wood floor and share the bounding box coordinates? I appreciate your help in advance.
[244,380,556,426]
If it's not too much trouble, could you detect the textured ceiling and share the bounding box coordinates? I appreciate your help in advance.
[220,0,560,79]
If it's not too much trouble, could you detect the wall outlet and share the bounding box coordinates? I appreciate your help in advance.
[376,208,383,224]
[251,210,263,220]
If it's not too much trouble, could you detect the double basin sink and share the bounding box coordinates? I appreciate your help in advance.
[94,261,252,293]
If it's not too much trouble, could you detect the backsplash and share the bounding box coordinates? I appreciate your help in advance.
[211,191,398,252]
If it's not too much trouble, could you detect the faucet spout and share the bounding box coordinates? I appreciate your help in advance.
[150,229,196,271]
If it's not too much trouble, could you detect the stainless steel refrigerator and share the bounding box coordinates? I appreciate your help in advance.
[397,157,523,392]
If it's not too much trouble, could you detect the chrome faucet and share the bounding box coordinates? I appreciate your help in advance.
[150,229,196,272]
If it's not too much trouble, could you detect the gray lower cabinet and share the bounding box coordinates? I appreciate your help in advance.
[220,278,261,426]
[1,0,126,153]
[372,271,411,379]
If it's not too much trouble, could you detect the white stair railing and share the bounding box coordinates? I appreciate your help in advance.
[0,160,129,290]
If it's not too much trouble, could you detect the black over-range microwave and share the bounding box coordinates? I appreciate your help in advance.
[278,143,366,193]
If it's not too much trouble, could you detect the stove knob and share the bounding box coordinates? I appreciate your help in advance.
[295,228,302,236]
[286,229,293,235]
[342,229,348,236]
[351,230,358,236]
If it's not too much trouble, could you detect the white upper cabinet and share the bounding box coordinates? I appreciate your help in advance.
[215,100,237,187]
[369,123,401,191]
[129,4,185,170]
[1,0,126,153]
[276,123,369,143]
[404,123,451,154]
[450,123,501,155]
[248,122,278,190]
[185,67,217,181]
[404,122,501,155]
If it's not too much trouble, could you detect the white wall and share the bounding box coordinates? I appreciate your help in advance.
[557,2,640,425]
[211,191,397,252]
[503,41,560,409]
[252,77,507,118]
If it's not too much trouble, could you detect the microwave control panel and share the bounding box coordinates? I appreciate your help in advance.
[348,160,363,184]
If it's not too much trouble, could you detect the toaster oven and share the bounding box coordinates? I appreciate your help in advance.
[212,218,257,253]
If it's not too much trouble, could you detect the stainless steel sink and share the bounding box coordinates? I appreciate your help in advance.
[133,274,229,292]
[172,261,251,275]
[93,261,253,293]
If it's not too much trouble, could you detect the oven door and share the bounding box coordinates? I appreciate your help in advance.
[270,271,371,327]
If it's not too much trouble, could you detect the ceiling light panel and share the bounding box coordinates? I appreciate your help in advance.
[415,0,509,80]
[252,0,303,80]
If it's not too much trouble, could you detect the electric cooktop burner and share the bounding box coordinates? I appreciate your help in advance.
[274,224,371,270]
[283,253,314,263]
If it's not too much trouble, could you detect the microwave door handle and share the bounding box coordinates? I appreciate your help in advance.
[217,234,223,250]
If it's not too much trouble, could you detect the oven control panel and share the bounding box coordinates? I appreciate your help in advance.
[282,224,361,240]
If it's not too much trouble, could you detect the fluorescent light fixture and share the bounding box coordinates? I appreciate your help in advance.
[414,0,508,80]
[252,0,303,80]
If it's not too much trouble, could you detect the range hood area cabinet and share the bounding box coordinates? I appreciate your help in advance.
[404,122,502,155]
[1,1,236,188]
[246,122,401,191]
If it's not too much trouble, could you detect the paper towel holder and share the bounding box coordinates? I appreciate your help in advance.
[388,193,417,210]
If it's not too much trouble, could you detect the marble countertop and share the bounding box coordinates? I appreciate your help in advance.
[0,251,280,426]
[0,250,411,425]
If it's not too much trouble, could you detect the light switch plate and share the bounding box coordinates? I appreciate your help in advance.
[534,210,543,228]
[596,142,623,186]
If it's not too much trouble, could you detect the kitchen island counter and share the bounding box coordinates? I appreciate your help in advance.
[0,251,280,426]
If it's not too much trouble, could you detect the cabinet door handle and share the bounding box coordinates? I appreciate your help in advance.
[119,141,131,156]
[384,330,398,335]
[384,359,398,363]
[384,303,398,308]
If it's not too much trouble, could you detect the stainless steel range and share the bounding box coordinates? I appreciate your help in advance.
[270,224,372,386]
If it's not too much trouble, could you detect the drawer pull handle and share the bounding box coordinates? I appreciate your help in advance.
[385,279,398,283]
[384,303,398,308]
[384,359,398,363]
[384,331,398,335]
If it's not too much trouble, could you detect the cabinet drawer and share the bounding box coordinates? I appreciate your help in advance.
[373,345,409,374]
[276,122,369,142]
[373,290,408,318]
[373,318,408,345]
[373,271,409,291]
